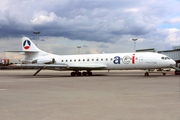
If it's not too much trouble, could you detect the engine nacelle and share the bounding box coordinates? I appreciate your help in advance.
[32,57,55,64]
[20,59,33,64]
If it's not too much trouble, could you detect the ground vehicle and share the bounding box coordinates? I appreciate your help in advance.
[175,70,180,75]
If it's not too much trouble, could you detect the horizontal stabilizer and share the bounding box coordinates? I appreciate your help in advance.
[5,50,39,53]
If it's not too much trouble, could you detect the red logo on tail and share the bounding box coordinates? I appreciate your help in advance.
[23,40,31,50]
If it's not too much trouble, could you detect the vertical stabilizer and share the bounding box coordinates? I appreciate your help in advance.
[21,37,49,63]
[22,37,41,52]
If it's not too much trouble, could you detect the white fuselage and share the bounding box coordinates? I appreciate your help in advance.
[26,52,175,70]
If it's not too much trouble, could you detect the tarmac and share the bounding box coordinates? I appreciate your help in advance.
[0,70,180,120]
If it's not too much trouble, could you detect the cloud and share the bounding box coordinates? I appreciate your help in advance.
[168,17,180,24]
[164,28,180,46]
[31,12,57,25]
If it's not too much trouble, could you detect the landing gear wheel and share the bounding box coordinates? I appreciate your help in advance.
[71,72,76,76]
[87,72,92,76]
[163,73,166,76]
[82,72,87,76]
[144,72,149,76]
[77,72,82,76]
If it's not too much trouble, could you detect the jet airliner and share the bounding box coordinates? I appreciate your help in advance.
[9,37,176,76]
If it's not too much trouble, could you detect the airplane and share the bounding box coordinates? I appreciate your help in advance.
[8,37,176,76]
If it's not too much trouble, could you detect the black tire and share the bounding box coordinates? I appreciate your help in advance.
[144,72,149,76]
[87,72,92,76]
[82,72,87,76]
[77,72,81,76]
[71,72,76,76]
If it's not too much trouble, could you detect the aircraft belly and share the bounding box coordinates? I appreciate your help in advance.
[107,63,136,70]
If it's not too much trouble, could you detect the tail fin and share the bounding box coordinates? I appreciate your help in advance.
[22,37,41,52]
[6,37,49,64]
[21,37,49,63]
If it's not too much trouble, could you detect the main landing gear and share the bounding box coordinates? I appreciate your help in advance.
[70,71,93,76]
[144,72,149,76]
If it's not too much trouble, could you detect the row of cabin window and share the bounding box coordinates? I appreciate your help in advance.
[60,57,138,62]
[61,58,114,62]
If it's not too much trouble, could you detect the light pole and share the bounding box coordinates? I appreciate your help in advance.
[33,31,40,46]
[132,38,138,52]
[77,46,81,54]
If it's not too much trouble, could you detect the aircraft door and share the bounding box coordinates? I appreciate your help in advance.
[139,56,143,63]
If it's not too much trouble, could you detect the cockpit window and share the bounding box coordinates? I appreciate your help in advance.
[161,57,170,60]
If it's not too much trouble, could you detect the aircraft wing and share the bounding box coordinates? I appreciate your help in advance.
[18,63,106,70]
[19,63,68,68]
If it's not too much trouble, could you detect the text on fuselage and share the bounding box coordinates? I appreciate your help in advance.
[113,54,135,64]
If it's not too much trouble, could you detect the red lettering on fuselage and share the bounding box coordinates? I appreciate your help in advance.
[132,54,135,64]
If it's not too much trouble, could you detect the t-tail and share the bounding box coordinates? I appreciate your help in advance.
[21,37,49,64]
[22,37,41,52]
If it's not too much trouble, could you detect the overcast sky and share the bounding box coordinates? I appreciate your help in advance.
[0,0,180,62]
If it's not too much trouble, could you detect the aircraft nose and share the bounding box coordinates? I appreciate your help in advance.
[170,59,176,66]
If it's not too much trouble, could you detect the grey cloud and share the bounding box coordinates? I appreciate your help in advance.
[0,0,180,45]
